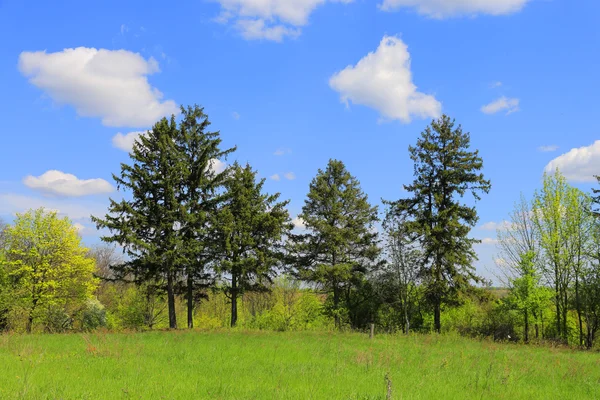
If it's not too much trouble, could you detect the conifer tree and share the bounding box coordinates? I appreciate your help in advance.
[175,106,235,328]
[93,105,234,329]
[291,159,380,329]
[390,115,491,333]
[213,163,292,327]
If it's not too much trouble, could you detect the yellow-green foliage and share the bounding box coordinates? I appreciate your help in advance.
[1,208,98,332]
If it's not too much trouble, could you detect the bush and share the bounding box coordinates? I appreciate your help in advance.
[80,299,107,331]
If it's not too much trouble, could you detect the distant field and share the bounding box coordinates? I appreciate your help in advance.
[0,330,599,399]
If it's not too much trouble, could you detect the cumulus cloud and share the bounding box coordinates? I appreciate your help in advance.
[544,140,600,183]
[538,145,559,152]
[209,159,227,174]
[329,36,441,123]
[19,47,178,127]
[23,170,114,197]
[478,237,499,245]
[270,174,281,181]
[480,221,510,231]
[0,193,108,221]
[214,0,352,41]
[380,0,530,18]
[481,96,519,115]
[112,131,147,152]
[292,216,306,229]
[284,172,296,180]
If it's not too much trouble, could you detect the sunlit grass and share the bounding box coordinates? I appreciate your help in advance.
[0,330,599,399]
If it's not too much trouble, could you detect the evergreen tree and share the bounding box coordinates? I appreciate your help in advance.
[390,115,491,333]
[290,159,380,329]
[175,105,236,329]
[213,163,292,327]
[93,105,234,329]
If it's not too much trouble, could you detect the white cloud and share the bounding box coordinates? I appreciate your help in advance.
[214,0,352,41]
[481,96,519,115]
[19,47,178,127]
[112,131,147,152]
[274,148,291,156]
[23,170,114,197]
[538,145,559,152]
[491,81,503,88]
[0,193,108,221]
[380,0,530,18]
[292,216,306,229]
[209,159,227,174]
[232,111,241,120]
[479,237,499,245]
[284,172,296,180]
[270,174,281,181]
[480,221,510,231]
[544,140,600,183]
[329,36,441,123]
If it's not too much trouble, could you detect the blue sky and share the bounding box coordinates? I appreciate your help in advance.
[1,0,599,282]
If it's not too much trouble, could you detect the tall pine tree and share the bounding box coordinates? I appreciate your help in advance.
[213,163,292,327]
[390,116,490,333]
[175,105,236,329]
[93,105,234,329]
[290,159,380,329]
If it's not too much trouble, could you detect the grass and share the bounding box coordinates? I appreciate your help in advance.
[0,330,599,399]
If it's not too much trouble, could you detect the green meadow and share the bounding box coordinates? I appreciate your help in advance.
[1,330,599,399]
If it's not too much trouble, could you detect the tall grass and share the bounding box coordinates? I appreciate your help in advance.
[0,330,599,399]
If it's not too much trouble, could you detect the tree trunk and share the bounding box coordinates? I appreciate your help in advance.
[404,301,410,335]
[575,276,583,347]
[524,309,529,343]
[167,272,177,329]
[231,272,238,327]
[187,272,194,329]
[555,277,561,339]
[434,299,441,334]
[333,286,340,330]
[27,296,39,334]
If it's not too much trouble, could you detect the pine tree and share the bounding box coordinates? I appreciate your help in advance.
[93,105,234,329]
[291,159,380,329]
[213,163,292,327]
[390,115,491,333]
[175,105,236,329]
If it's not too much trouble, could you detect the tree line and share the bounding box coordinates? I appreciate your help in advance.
[2,104,600,348]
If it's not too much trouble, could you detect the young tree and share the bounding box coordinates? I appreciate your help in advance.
[290,159,380,329]
[390,115,491,333]
[213,163,292,327]
[379,212,422,334]
[2,209,97,332]
[94,105,234,329]
[532,171,579,342]
[505,251,552,342]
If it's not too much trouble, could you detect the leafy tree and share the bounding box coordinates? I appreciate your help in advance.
[505,251,552,342]
[2,208,97,332]
[213,163,292,327]
[291,159,380,329]
[582,222,600,348]
[532,170,587,342]
[378,211,422,334]
[390,115,491,333]
[94,105,234,329]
